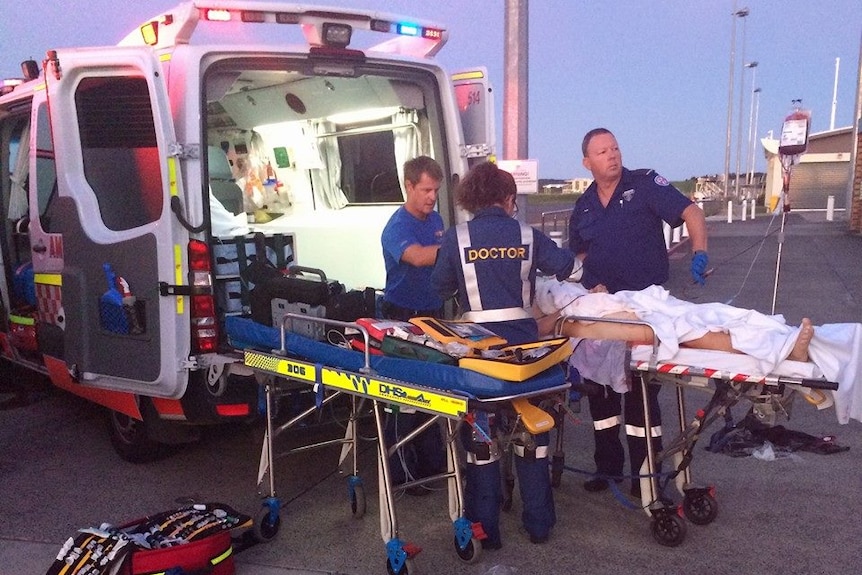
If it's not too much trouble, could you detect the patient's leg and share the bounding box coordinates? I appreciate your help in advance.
[679,331,737,353]
[788,318,813,362]
[680,318,814,362]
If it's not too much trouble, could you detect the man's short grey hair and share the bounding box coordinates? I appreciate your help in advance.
[581,127,614,157]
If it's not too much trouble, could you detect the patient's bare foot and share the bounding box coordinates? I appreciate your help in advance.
[788,318,814,362]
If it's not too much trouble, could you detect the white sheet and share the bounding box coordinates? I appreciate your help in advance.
[535,278,862,424]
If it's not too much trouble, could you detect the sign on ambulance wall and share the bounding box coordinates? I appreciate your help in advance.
[497,159,538,194]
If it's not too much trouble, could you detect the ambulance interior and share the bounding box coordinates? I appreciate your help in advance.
[203,63,450,297]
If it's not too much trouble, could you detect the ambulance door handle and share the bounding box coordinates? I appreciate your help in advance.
[32,243,47,253]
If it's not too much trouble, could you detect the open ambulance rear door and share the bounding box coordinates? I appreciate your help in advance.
[37,47,188,398]
[452,67,495,169]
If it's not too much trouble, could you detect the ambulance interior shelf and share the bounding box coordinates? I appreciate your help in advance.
[212,232,294,317]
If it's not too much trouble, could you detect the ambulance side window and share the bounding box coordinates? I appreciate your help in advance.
[35,103,58,230]
[75,76,162,231]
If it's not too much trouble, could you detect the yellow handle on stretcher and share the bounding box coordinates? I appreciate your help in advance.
[511,397,554,434]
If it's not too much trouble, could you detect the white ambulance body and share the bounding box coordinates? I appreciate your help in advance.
[0,1,493,461]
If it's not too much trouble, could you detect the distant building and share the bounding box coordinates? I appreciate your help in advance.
[568,178,591,193]
[539,177,591,194]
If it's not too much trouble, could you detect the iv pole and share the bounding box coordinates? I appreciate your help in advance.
[771,99,810,315]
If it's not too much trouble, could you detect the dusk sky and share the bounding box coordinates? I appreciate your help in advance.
[3,0,860,180]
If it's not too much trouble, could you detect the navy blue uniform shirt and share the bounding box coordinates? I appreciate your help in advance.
[432,206,574,344]
[568,168,692,293]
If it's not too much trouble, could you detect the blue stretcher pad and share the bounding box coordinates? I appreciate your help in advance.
[225,316,565,399]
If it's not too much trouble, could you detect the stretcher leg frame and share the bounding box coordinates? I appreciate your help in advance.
[244,312,570,567]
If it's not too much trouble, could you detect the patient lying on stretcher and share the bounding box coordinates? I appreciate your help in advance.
[534,278,816,371]
[533,278,862,425]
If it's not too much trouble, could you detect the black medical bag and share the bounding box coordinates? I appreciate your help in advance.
[249,266,372,340]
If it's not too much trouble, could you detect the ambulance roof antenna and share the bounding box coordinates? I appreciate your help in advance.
[771,99,811,314]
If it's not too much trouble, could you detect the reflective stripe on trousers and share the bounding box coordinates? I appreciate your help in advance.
[625,424,663,438]
[512,444,549,459]
[593,415,622,431]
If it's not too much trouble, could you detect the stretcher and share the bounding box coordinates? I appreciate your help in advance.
[226,313,571,574]
[553,314,840,547]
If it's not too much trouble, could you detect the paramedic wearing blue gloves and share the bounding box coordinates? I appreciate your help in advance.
[380,155,447,494]
[431,161,580,548]
[568,128,708,498]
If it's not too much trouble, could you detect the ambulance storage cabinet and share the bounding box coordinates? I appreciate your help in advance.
[212,233,294,316]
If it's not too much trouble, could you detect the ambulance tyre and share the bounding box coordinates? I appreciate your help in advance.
[253,507,281,541]
[107,402,168,463]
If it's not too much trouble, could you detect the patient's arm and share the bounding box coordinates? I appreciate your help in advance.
[557,312,655,344]
[553,311,742,353]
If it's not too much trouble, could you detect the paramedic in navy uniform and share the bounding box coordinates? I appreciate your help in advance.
[380,155,447,494]
[431,161,580,548]
[568,128,709,498]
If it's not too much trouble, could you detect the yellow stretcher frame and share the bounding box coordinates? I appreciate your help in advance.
[243,350,469,418]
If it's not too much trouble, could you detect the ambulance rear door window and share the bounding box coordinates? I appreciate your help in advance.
[75,76,162,231]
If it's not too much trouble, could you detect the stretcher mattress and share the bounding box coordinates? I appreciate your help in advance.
[225,316,566,398]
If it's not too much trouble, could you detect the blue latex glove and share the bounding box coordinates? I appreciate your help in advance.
[691,251,709,285]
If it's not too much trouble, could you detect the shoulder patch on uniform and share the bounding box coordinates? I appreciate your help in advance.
[654,174,669,186]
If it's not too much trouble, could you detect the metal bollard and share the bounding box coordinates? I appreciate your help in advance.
[727,201,733,223]
[741,201,747,221]
[827,195,835,221]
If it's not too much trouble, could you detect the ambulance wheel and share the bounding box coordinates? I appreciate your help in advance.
[107,406,166,463]
[253,507,281,541]
[650,513,686,547]
[683,492,718,525]
[350,483,367,518]
[454,536,482,563]
[386,558,415,575]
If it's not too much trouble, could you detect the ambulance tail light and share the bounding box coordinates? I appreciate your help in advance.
[187,240,218,354]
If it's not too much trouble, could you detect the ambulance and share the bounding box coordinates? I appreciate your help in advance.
[0,1,493,461]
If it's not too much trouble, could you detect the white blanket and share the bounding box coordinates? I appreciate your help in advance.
[535,278,862,424]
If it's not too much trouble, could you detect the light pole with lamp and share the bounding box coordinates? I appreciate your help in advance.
[724,5,749,199]
[735,55,755,200]
[747,87,762,185]
[744,61,759,186]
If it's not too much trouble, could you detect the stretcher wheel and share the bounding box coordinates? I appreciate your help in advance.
[253,506,281,541]
[454,536,482,563]
[386,558,415,575]
[650,512,686,547]
[350,483,367,518]
[683,492,718,525]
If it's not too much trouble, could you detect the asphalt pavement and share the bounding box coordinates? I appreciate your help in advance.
[3,210,861,575]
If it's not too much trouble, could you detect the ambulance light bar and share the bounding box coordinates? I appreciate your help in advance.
[121,2,448,58]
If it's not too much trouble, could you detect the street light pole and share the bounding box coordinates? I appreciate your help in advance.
[745,62,759,184]
[725,5,749,199]
[748,87,762,185]
[735,27,753,200]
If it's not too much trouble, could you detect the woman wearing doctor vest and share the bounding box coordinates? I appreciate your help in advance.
[431,161,579,548]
